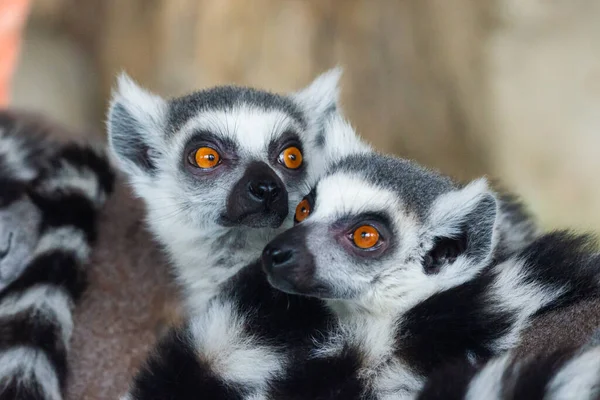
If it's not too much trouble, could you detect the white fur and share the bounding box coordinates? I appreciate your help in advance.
[175,108,303,159]
[311,173,402,220]
[36,161,104,206]
[107,73,168,181]
[34,226,90,263]
[487,259,566,352]
[426,179,494,243]
[547,347,600,400]
[465,354,511,400]
[292,67,342,116]
[190,300,286,389]
[375,359,423,400]
[0,131,37,181]
[0,347,62,400]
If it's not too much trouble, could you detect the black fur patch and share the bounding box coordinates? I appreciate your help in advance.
[417,358,478,400]
[222,260,332,347]
[28,192,97,243]
[505,348,573,400]
[0,378,50,400]
[0,308,68,387]
[129,329,250,400]
[0,178,26,207]
[0,251,87,303]
[270,345,368,400]
[518,231,600,313]
[397,273,514,376]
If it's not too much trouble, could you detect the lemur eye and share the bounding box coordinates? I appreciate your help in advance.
[191,147,221,169]
[278,146,303,170]
[295,199,311,223]
[352,225,380,249]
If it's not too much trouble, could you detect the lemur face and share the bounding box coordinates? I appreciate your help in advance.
[262,153,499,310]
[108,70,345,233]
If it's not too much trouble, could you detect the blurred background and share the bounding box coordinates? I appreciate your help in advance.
[11,0,600,232]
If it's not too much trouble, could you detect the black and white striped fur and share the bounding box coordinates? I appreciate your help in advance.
[0,112,114,400]
[418,329,600,400]
[123,148,579,400]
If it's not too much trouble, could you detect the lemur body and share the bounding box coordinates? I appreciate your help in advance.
[418,329,600,400]
[107,69,372,313]
[123,119,571,400]
[0,111,114,399]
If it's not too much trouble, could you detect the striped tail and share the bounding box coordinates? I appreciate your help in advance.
[418,333,600,400]
[0,142,114,400]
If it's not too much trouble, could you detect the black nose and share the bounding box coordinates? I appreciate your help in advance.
[248,180,281,204]
[262,244,294,271]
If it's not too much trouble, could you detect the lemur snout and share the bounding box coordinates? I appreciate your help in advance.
[225,161,289,228]
[261,225,318,296]
[248,179,281,204]
[262,245,294,269]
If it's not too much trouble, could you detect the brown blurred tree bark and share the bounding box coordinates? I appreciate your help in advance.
[31,0,493,180]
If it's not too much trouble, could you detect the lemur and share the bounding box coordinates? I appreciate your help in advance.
[0,111,114,399]
[122,117,569,400]
[106,68,375,313]
[107,68,541,316]
[418,329,600,400]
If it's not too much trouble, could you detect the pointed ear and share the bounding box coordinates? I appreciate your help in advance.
[423,179,498,274]
[292,67,342,116]
[290,68,343,146]
[107,73,167,179]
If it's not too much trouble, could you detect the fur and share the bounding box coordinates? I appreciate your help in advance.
[125,151,584,399]
[418,331,600,399]
[0,112,114,400]
[108,68,374,313]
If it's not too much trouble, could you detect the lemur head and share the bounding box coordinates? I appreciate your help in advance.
[262,153,499,312]
[108,69,347,245]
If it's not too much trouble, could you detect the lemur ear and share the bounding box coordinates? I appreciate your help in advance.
[423,179,498,274]
[291,68,342,133]
[107,73,167,179]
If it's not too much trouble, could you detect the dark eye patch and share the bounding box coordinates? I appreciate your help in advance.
[294,187,317,225]
[181,131,239,174]
[268,131,304,166]
[331,211,396,260]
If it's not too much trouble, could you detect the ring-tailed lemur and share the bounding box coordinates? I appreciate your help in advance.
[0,111,114,399]
[106,68,377,313]
[123,119,568,400]
[417,328,600,400]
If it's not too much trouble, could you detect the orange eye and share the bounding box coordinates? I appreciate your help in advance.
[194,147,220,169]
[352,225,380,249]
[295,199,311,223]
[279,146,303,169]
